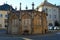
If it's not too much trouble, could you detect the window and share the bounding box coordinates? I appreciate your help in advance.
[53,9,56,11]
[45,8,48,12]
[12,19,19,27]
[43,8,48,12]
[5,19,8,23]
[22,19,31,29]
[46,8,48,10]
[5,14,8,18]
[0,14,2,17]
[5,19,8,26]
[36,19,41,25]
[49,15,51,18]
[14,19,19,24]
[54,15,56,18]
[34,15,41,26]
[48,9,51,12]
[0,24,2,27]
[22,19,31,26]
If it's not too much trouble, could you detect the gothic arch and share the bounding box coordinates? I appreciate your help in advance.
[33,14,41,26]
[9,13,18,20]
[22,13,31,19]
[21,13,32,34]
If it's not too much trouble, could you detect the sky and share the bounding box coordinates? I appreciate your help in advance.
[0,0,60,10]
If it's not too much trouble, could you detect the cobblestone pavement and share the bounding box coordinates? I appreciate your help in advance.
[0,29,60,40]
[0,32,59,40]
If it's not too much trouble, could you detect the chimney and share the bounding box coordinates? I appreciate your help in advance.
[26,5,28,10]
[20,2,21,10]
[44,0,47,2]
[32,2,34,10]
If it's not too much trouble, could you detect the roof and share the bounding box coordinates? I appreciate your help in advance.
[11,10,41,14]
[0,4,15,11]
[17,9,41,12]
[57,6,60,8]
[38,0,56,8]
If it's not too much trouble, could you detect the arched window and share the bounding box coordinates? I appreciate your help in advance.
[22,19,31,26]
[34,15,41,26]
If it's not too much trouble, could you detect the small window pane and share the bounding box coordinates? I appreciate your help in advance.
[0,14,2,17]
[5,14,8,18]
[54,15,56,18]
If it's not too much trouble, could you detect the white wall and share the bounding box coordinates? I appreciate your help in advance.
[38,6,59,26]
[0,11,8,28]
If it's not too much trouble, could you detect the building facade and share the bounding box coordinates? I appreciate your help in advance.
[37,0,60,29]
[0,11,8,28]
[8,10,48,34]
[0,3,15,29]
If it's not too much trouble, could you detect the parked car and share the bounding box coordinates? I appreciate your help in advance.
[48,26,53,30]
[54,26,60,30]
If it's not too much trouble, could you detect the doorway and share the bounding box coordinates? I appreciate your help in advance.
[23,30,29,35]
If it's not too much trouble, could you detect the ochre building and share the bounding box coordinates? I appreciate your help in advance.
[8,10,48,35]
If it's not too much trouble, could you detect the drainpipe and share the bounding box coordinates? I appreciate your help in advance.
[41,12,43,34]
[7,10,10,34]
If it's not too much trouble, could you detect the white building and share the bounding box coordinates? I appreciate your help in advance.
[0,4,15,29]
[37,0,60,29]
[0,11,8,29]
